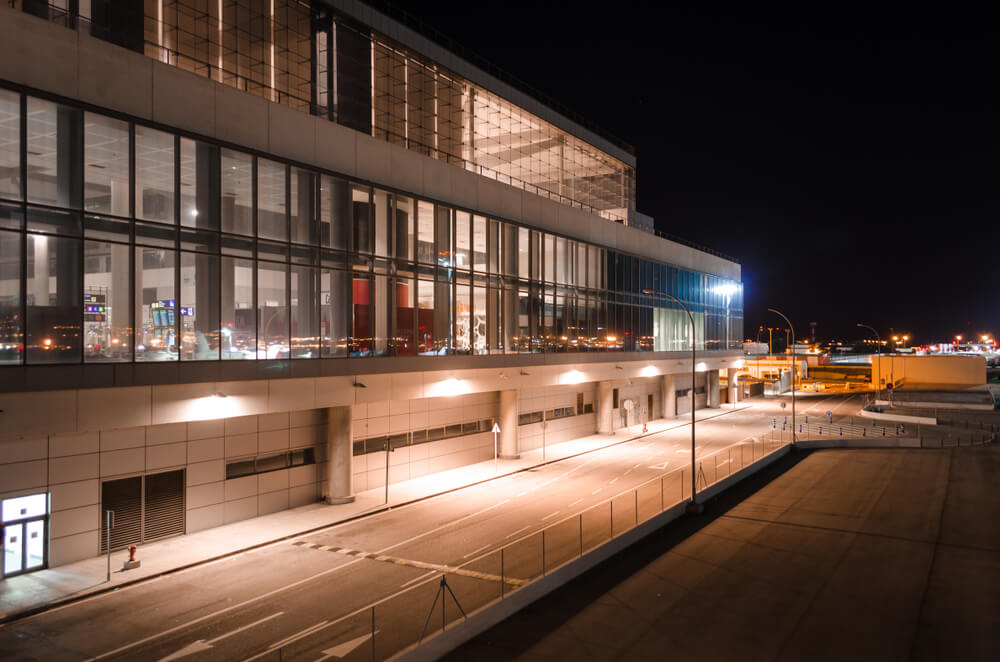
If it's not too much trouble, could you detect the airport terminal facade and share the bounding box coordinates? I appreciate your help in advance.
[0,1,742,575]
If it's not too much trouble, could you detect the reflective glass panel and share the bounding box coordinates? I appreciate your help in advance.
[0,229,21,365]
[26,233,81,363]
[27,98,82,209]
[222,256,255,359]
[181,251,220,360]
[0,90,20,201]
[84,113,129,217]
[135,247,177,362]
[221,149,252,235]
[257,261,288,358]
[257,158,287,241]
[135,126,175,223]
[84,240,131,362]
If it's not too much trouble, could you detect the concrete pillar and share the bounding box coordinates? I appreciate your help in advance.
[325,406,355,504]
[727,368,739,404]
[499,389,519,459]
[708,371,721,408]
[597,380,614,434]
[662,374,677,418]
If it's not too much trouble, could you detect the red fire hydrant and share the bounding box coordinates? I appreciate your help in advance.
[123,544,140,570]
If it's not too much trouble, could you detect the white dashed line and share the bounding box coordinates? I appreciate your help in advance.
[506,525,532,539]
[463,544,492,559]
[567,498,583,508]
[592,488,602,495]
[541,511,560,521]
[609,477,619,485]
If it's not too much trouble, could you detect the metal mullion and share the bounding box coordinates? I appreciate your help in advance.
[285,165,291,357]
[252,156,259,359]
[77,107,85,365]
[19,93,26,366]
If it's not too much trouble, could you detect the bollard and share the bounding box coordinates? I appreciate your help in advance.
[863,428,866,436]
[882,427,886,436]
[819,426,823,435]
[839,427,843,436]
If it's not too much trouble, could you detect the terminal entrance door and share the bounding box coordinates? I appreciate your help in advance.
[2,494,49,578]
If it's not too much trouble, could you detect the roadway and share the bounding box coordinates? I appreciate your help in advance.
[0,394,862,661]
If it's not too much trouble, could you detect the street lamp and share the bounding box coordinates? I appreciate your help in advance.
[643,289,700,511]
[857,323,881,402]
[768,308,796,446]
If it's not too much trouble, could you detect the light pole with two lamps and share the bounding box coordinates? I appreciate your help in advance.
[768,308,796,446]
[856,323,881,403]
[643,288,702,512]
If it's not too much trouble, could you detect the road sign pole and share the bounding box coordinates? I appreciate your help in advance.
[104,510,114,582]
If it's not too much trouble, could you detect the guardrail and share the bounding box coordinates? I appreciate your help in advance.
[251,434,789,660]
[765,415,996,447]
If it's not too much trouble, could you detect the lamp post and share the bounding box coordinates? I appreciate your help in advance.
[643,289,700,511]
[768,308,796,446]
[856,323,881,403]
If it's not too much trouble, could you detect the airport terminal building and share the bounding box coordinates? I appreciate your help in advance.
[0,1,742,576]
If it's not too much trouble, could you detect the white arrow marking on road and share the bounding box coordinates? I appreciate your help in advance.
[316,631,378,660]
[648,461,669,470]
[158,612,284,661]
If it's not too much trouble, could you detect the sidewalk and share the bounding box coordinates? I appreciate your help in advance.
[0,405,754,623]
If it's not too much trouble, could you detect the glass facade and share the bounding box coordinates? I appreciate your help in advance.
[22,1,636,224]
[0,86,741,366]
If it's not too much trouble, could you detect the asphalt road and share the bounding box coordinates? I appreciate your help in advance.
[0,394,863,662]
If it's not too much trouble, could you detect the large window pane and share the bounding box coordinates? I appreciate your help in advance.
[290,168,316,245]
[0,229,22,364]
[455,210,470,269]
[221,149,252,235]
[435,205,452,267]
[180,138,219,230]
[84,113,129,217]
[321,267,350,357]
[417,278,434,355]
[472,215,487,273]
[473,283,487,355]
[352,185,371,253]
[455,278,470,354]
[135,126,175,223]
[258,158,287,241]
[0,90,20,201]
[84,240,131,362]
[26,233,81,363]
[394,275,414,356]
[258,260,288,358]
[320,174,351,250]
[181,252,220,360]
[291,264,318,358]
[135,247,177,362]
[222,256,255,359]
[352,272,371,356]
[416,200,434,264]
[27,97,82,209]
[393,194,414,261]
[373,188,390,257]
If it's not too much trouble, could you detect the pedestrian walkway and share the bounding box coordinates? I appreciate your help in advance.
[0,405,753,623]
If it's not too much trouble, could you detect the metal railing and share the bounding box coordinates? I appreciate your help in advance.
[253,434,789,660]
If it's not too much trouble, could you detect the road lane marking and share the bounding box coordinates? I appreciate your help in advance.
[294,544,524,587]
[506,525,532,539]
[462,544,492,559]
[268,620,330,650]
[609,477,619,485]
[158,612,284,662]
[541,510,560,521]
[317,630,378,661]
[401,570,436,588]
[516,491,530,497]
[591,488,602,495]
[567,498,583,508]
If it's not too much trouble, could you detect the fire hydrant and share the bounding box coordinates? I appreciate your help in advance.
[123,544,141,570]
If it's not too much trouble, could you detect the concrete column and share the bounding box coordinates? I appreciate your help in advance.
[662,374,677,418]
[325,406,355,504]
[708,371,721,408]
[727,368,739,404]
[499,389,519,459]
[597,380,614,434]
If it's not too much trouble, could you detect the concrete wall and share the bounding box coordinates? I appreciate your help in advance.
[0,5,739,282]
[873,355,985,388]
[0,411,324,566]
[350,392,499,491]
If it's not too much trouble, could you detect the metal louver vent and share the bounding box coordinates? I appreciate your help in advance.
[143,470,185,542]
[100,477,141,553]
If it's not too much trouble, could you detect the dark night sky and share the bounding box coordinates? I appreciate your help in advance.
[410,4,998,344]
